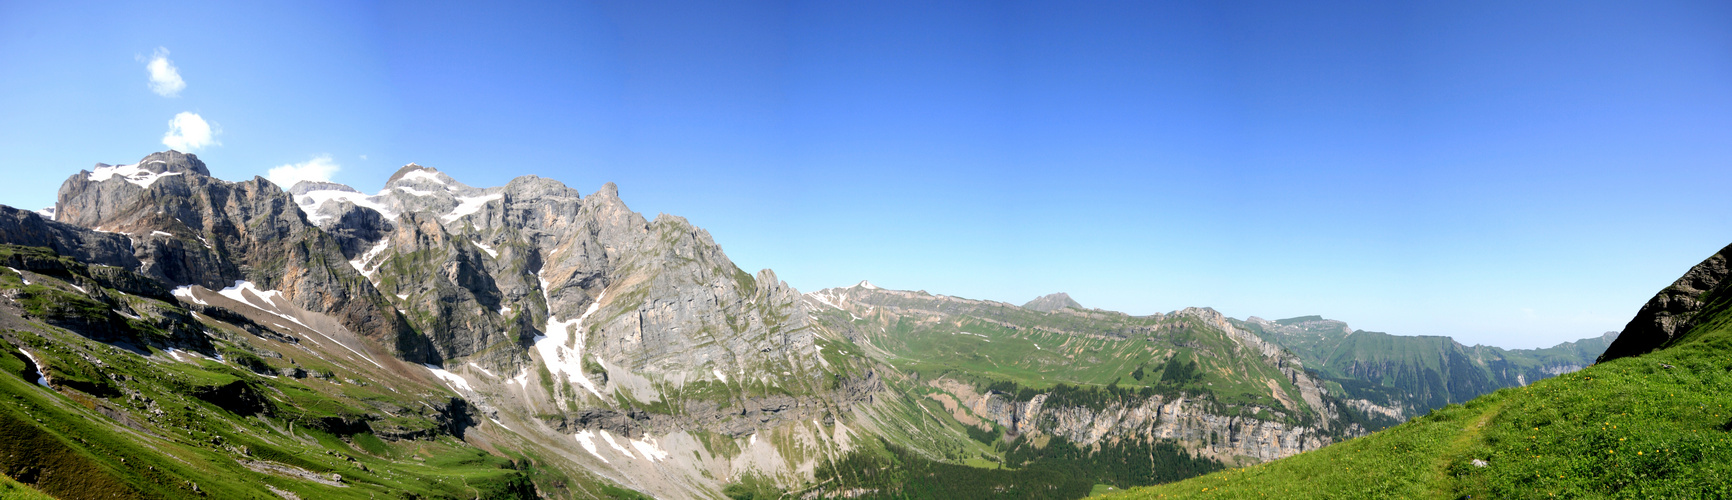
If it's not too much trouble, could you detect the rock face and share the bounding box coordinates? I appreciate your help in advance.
[0,205,140,269]
[929,379,1335,463]
[1598,242,1732,363]
[53,151,437,363]
[1022,292,1083,312]
[287,163,856,443]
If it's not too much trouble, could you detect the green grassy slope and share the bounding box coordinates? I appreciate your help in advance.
[1108,313,1732,498]
[824,288,1320,424]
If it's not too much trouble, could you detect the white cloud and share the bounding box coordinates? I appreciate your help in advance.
[267,155,340,188]
[143,47,185,97]
[161,112,218,151]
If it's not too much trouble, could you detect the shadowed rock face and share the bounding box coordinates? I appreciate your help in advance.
[0,205,139,269]
[1599,242,1732,363]
[53,151,438,364]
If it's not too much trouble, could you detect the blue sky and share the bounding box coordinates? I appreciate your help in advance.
[3,1,1731,348]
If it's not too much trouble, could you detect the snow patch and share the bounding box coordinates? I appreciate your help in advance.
[806,292,843,310]
[511,369,531,389]
[442,193,503,222]
[599,430,635,459]
[220,280,384,369]
[532,278,606,399]
[468,363,497,378]
[630,437,671,462]
[219,281,286,311]
[953,331,990,342]
[713,369,729,383]
[297,189,395,224]
[6,267,29,285]
[150,230,173,238]
[399,169,446,185]
[424,364,473,392]
[857,280,879,290]
[574,431,608,463]
[396,186,434,197]
[16,350,49,387]
[88,163,182,188]
[35,207,55,220]
[349,239,391,275]
[472,240,498,258]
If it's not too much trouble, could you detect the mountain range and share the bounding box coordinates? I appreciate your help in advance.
[0,151,1615,499]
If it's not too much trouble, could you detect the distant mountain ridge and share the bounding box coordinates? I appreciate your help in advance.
[1241,314,1615,417]
[1022,292,1083,312]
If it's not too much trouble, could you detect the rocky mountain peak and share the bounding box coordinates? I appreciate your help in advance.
[1022,292,1082,312]
[594,181,621,200]
[288,180,358,195]
[134,150,212,176]
[71,151,211,194]
[384,163,432,183]
[385,166,473,193]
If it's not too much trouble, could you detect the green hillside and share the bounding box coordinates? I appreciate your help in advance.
[1108,292,1732,498]
[1242,316,1614,417]
[823,288,1327,427]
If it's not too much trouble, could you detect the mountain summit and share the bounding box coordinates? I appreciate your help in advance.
[1022,292,1083,312]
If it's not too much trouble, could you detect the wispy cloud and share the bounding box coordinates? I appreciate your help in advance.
[161,112,218,151]
[267,155,340,188]
[141,47,185,97]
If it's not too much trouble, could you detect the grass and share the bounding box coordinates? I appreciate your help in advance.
[0,473,52,500]
[1105,320,1732,499]
[867,307,1306,423]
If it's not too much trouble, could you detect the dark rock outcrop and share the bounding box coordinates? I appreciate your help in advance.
[1599,242,1732,362]
[192,380,273,417]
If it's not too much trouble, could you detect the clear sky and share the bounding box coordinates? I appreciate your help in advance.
[3,1,1730,349]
